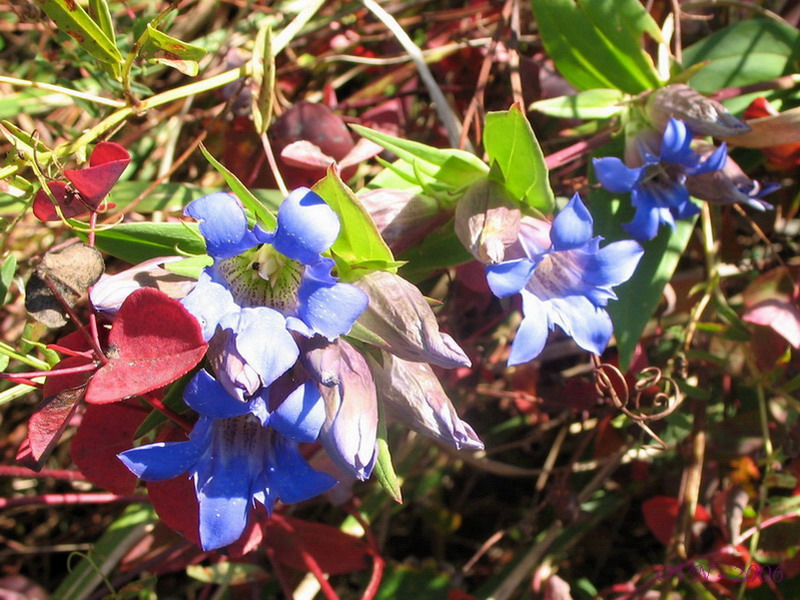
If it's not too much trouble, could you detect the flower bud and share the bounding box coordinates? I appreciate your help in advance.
[686,141,777,210]
[354,271,471,369]
[318,340,378,480]
[454,179,521,263]
[646,84,750,138]
[300,337,341,387]
[358,189,447,254]
[370,352,483,451]
[90,256,195,315]
[206,329,262,402]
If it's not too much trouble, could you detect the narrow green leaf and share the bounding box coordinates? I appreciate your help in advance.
[251,24,275,135]
[140,24,208,76]
[134,371,193,439]
[530,88,627,119]
[483,105,555,213]
[38,0,122,66]
[88,0,115,45]
[1,254,16,304]
[351,124,488,190]
[373,401,403,503]
[51,504,156,600]
[91,222,206,264]
[162,255,213,278]
[312,167,398,279]
[199,144,277,229]
[0,121,51,162]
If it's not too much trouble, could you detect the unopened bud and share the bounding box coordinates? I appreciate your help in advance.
[687,141,777,210]
[358,189,445,254]
[355,271,471,369]
[207,329,262,402]
[647,84,750,138]
[318,340,378,480]
[454,179,521,264]
[370,352,483,451]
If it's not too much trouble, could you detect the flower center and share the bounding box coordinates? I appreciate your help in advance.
[527,250,583,300]
[217,244,304,312]
[640,162,686,205]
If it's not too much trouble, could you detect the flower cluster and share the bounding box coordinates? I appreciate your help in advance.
[115,188,482,550]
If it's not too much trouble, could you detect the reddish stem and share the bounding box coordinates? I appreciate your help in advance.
[0,361,98,381]
[344,501,386,600]
[265,545,297,599]
[544,129,615,171]
[0,466,87,481]
[41,275,107,363]
[46,343,95,359]
[282,520,340,600]
[88,211,97,247]
[0,492,144,509]
[142,392,193,434]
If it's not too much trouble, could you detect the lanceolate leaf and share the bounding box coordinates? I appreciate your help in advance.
[313,166,400,279]
[483,105,555,214]
[37,0,122,67]
[530,89,627,120]
[250,23,275,135]
[373,401,403,503]
[85,288,207,404]
[140,24,208,76]
[91,221,206,264]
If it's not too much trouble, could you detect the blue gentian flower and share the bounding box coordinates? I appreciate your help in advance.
[485,195,643,364]
[118,368,335,550]
[593,118,727,241]
[180,188,369,404]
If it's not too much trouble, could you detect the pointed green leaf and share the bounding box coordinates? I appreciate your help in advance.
[90,222,205,264]
[530,89,628,119]
[88,0,115,45]
[38,0,122,66]
[1,253,16,305]
[350,124,488,190]
[373,401,402,503]
[251,24,275,135]
[199,144,277,229]
[140,24,207,76]
[483,105,555,213]
[312,167,399,279]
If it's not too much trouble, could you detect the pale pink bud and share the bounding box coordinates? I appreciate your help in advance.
[318,340,378,480]
[355,271,471,369]
[90,256,195,314]
[207,329,262,401]
[358,189,447,254]
[647,84,750,138]
[370,352,483,451]
[454,179,521,264]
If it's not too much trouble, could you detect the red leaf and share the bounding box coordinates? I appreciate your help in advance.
[264,513,371,574]
[64,142,130,208]
[743,300,800,348]
[85,288,207,404]
[17,355,94,470]
[32,181,91,221]
[642,496,710,547]
[71,401,149,495]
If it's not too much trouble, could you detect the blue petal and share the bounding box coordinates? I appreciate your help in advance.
[222,307,299,387]
[583,240,644,288]
[268,188,341,265]
[550,194,594,251]
[486,259,537,298]
[625,192,663,241]
[508,293,550,365]
[184,369,253,419]
[660,118,695,165]
[270,381,326,442]
[118,419,211,481]
[296,260,369,340]
[687,142,727,176]
[548,296,613,355]
[592,157,643,194]
[268,435,338,504]
[185,193,259,259]
[181,271,238,341]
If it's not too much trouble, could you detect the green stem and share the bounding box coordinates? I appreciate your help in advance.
[0,75,125,108]
[0,341,50,370]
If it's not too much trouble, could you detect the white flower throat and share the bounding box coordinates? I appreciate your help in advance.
[217,244,304,312]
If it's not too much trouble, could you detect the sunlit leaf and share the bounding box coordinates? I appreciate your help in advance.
[37,0,122,67]
[140,24,207,76]
[530,88,628,119]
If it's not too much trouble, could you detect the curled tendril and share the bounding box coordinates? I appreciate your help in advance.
[592,360,684,448]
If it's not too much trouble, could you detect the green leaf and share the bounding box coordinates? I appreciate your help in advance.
[398,223,473,284]
[0,89,72,119]
[199,144,277,229]
[88,0,115,45]
[250,24,275,135]
[530,88,628,119]
[1,253,16,305]
[140,24,208,76]
[483,105,555,213]
[373,400,402,503]
[38,0,122,67]
[0,121,51,162]
[91,222,206,264]
[51,504,156,600]
[312,167,399,278]
[682,19,800,96]
[530,0,661,93]
[350,124,488,191]
[162,255,213,278]
[105,181,283,214]
[590,184,696,371]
